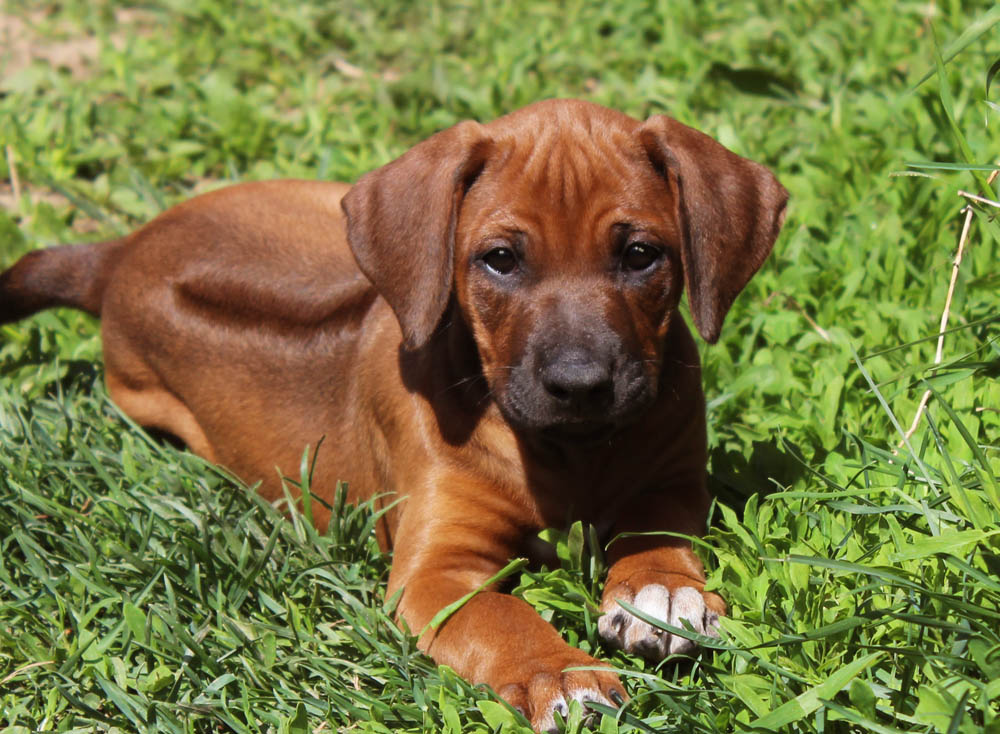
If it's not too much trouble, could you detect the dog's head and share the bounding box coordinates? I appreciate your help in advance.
[342,100,787,441]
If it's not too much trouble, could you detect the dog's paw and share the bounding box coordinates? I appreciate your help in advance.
[498,657,626,733]
[598,581,721,660]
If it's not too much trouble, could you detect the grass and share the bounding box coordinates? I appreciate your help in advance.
[1,1,999,732]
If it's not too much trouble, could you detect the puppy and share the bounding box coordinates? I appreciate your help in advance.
[0,99,786,732]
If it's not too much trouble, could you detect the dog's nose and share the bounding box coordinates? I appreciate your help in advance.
[540,349,614,411]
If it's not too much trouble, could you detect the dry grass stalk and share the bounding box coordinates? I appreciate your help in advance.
[899,168,1000,446]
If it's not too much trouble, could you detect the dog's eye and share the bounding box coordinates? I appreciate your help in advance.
[621,242,661,272]
[482,247,518,275]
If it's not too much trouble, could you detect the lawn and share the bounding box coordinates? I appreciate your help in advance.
[1,1,999,732]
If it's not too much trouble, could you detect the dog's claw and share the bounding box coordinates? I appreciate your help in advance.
[598,582,720,661]
[500,664,623,733]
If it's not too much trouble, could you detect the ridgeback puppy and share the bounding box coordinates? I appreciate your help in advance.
[0,99,786,731]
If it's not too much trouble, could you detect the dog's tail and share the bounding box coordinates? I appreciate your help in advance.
[0,238,127,324]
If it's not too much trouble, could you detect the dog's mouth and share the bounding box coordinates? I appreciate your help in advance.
[495,373,656,446]
[539,421,618,445]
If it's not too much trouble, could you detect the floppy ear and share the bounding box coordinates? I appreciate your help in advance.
[639,116,788,343]
[341,121,491,349]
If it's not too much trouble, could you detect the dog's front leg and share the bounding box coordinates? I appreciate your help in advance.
[388,486,626,733]
[598,486,726,660]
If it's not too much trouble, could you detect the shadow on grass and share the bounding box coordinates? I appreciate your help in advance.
[708,438,823,516]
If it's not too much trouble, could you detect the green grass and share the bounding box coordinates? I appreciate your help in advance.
[2,1,999,732]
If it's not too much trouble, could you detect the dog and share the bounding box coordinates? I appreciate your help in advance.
[0,99,786,732]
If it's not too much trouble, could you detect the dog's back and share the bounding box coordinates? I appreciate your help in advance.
[1,180,363,324]
[0,179,391,526]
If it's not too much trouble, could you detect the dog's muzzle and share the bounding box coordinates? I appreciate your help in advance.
[498,339,656,442]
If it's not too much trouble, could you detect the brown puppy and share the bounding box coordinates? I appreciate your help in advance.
[0,100,786,732]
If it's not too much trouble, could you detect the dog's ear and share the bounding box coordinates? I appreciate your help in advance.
[342,121,490,349]
[639,116,788,343]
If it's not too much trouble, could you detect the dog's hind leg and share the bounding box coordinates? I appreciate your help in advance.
[103,339,216,462]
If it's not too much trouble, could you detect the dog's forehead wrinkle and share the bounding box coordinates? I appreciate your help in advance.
[487,114,640,210]
[537,142,623,211]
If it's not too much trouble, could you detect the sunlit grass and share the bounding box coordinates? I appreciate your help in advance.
[2,1,998,732]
